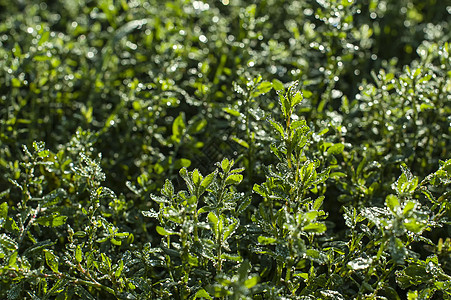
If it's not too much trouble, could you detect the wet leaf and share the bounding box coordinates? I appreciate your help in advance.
[36,215,67,227]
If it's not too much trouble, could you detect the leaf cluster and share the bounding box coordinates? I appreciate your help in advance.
[0,0,450,299]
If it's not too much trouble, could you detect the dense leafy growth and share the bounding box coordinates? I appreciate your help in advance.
[1,0,450,299]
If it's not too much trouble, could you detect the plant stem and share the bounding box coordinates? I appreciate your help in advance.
[245,91,254,184]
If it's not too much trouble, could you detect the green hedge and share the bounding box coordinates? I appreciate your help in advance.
[0,0,450,299]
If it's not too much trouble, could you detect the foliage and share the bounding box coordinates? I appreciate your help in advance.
[0,0,450,299]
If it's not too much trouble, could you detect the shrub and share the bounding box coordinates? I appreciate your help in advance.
[1,0,450,299]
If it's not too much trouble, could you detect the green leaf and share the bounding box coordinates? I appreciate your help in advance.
[74,231,87,238]
[253,184,265,197]
[420,103,434,111]
[330,172,346,179]
[272,79,284,91]
[111,238,122,246]
[256,81,273,95]
[419,74,432,83]
[13,43,22,57]
[397,173,408,194]
[174,158,191,169]
[278,92,290,118]
[198,206,213,214]
[201,172,216,188]
[327,143,344,156]
[12,77,21,87]
[303,222,326,233]
[194,289,213,300]
[305,249,326,263]
[304,211,320,222]
[199,171,216,196]
[172,113,186,141]
[389,236,407,264]
[162,179,174,198]
[291,91,303,108]
[217,216,224,237]
[236,197,251,215]
[313,196,324,210]
[426,255,439,265]
[413,67,421,78]
[231,168,245,175]
[220,253,242,261]
[192,169,202,186]
[188,254,199,266]
[222,107,241,117]
[232,137,249,149]
[44,249,59,273]
[0,202,7,220]
[23,241,55,258]
[38,149,50,158]
[156,226,177,236]
[75,245,82,263]
[101,253,112,270]
[223,219,239,240]
[46,278,69,296]
[0,189,9,200]
[225,174,243,185]
[407,290,418,300]
[7,252,18,269]
[386,194,400,213]
[238,260,251,278]
[290,119,308,131]
[300,161,316,187]
[42,189,66,208]
[115,260,124,278]
[244,276,259,288]
[397,164,418,195]
[268,119,284,138]
[258,236,277,245]
[34,55,52,62]
[434,280,451,292]
[221,158,230,173]
[208,212,219,236]
[403,201,415,215]
[188,118,207,134]
[404,219,426,233]
[180,168,194,194]
[318,128,329,135]
[36,215,67,227]
[296,273,309,281]
[5,217,19,234]
[301,89,313,98]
